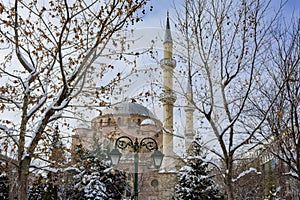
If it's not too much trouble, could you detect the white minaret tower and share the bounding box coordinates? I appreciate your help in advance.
[160,12,176,166]
[184,78,195,153]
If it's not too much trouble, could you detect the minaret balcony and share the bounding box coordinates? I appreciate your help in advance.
[160,58,176,69]
[184,105,195,112]
[159,91,176,104]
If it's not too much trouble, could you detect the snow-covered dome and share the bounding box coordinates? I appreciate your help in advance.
[102,102,156,119]
[141,118,156,126]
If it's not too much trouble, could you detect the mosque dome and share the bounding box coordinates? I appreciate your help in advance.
[101,102,156,119]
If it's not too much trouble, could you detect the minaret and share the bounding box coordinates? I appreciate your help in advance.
[160,12,176,164]
[184,78,195,153]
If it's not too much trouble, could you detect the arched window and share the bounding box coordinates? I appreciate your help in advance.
[99,119,103,128]
[117,117,122,126]
[137,118,141,126]
[107,118,111,126]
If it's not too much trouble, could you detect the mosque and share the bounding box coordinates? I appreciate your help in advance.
[73,14,195,200]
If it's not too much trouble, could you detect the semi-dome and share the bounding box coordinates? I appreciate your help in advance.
[141,119,156,126]
[102,102,156,119]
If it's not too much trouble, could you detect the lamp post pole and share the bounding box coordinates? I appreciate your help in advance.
[133,152,139,200]
[109,136,164,200]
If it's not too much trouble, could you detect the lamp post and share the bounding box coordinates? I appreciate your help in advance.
[109,136,164,200]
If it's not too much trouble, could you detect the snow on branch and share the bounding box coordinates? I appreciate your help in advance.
[26,92,69,152]
[16,48,35,73]
[49,111,62,122]
[51,98,69,110]
[0,95,22,109]
[25,101,56,150]
[27,95,47,118]
[21,149,29,161]
[232,167,261,182]
[0,124,15,133]
[283,171,299,178]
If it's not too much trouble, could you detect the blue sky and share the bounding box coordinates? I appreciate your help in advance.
[138,0,300,28]
[285,0,300,13]
[129,0,300,146]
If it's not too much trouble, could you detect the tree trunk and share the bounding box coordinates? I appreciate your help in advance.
[225,156,234,200]
[226,178,234,200]
[17,157,31,200]
[225,171,234,200]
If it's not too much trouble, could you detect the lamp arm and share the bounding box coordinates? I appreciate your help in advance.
[139,137,158,151]
[114,136,159,153]
[115,136,134,150]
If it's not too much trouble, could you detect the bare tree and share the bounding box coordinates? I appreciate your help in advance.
[173,0,287,199]
[255,17,300,197]
[0,0,149,199]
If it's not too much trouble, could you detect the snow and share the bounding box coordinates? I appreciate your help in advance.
[0,124,13,132]
[0,172,7,177]
[103,167,113,173]
[164,128,172,134]
[179,165,193,172]
[283,171,299,178]
[0,95,22,109]
[232,167,261,182]
[51,98,69,110]
[16,48,35,72]
[26,99,57,149]
[176,156,223,199]
[141,118,156,125]
[27,95,47,118]
[23,81,29,93]
[40,167,59,173]
[49,111,63,121]
[21,149,29,161]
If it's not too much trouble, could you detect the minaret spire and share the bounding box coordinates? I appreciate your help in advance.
[164,12,172,44]
[160,12,176,170]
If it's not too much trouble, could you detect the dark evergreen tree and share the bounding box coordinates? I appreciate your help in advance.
[28,174,46,200]
[44,172,59,200]
[42,126,64,200]
[0,167,9,200]
[29,126,65,200]
[91,137,109,161]
[175,142,224,200]
[29,173,59,200]
[66,143,128,200]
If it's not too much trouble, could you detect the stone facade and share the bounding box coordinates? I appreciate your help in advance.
[158,172,177,200]
[73,102,164,200]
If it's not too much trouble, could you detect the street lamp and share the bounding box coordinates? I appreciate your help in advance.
[109,136,164,200]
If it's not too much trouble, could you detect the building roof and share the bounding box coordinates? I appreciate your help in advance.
[102,102,156,119]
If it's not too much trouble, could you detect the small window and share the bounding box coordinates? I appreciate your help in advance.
[151,179,158,188]
[107,118,111,126]
[137,118,141,126]
[99,119,103,128]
